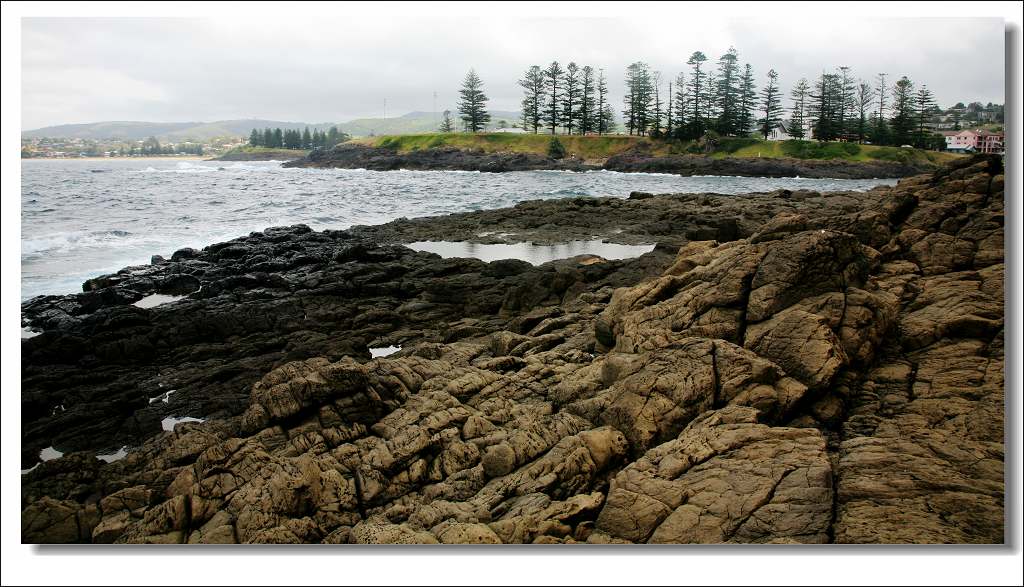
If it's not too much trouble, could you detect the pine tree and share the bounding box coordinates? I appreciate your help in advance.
[737,63,757,136]
[889,76,915,146]
[759,69,783,140]
[579,66,597,135]
[673,72,688,138]
[873,73,890,145]
[596,68,610,135]
[854,82,875,143]
[439,110,454,133]
[622,62,653,135]
[838,66,855,139]
[789,78,809,140]
[543,61,564,134]
[263,128,274,148]
[457,69,490,132]
[714,47,740,135]
[249,129,261,147]
[686,51,709,137]
[666,80,674,136]
[650,70,663,136]
[622,63,637,135]
[302,127,312,149]
[600,103,617,134]
[914,84,936,148]
[282,129,297,149]
[518,65,545,133]
[810,72,842,141]
[562,62,581,134]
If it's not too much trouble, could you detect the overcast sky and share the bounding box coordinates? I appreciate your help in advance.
[21,16,1005,130]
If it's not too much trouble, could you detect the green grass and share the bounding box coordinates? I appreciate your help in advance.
[358,133,657,159]
[215,146,309,159]
[356,133,964,164]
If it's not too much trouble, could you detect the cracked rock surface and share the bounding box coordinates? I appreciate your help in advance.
[21,155,1003,543]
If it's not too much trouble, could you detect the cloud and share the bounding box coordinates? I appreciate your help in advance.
[21,16,1005,129]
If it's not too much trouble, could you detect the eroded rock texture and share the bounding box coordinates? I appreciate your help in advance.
[21,155,1004,543]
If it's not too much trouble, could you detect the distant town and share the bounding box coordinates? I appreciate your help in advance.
[20,135,245,159]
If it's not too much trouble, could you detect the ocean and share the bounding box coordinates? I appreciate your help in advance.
[21,158,896,300]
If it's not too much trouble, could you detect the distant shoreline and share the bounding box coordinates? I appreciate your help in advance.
[22,156,209,162]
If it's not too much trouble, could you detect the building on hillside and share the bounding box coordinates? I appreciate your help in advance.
[975,129,1004,154]
[943,129,1005,154]
[765,120,814,141]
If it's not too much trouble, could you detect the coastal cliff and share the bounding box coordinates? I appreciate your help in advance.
[21,155,1003,544]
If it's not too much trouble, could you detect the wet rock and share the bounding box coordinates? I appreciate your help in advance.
[21,155,1004,544]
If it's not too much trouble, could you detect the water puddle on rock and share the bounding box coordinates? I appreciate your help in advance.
[149,389,177,404]
[133,294,186,309]
[370,345,402,358]
[406,239,656,265]
[39,446,63,461]
[22,446,64,474]
[97,446,130,463]
[161,416,205,431]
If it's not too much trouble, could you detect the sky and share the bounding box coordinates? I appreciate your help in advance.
[21,15,1006,130]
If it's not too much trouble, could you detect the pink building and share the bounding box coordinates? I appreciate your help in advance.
[943,129,1005,154]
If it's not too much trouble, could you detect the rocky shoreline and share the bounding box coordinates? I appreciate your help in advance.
[282,142,940,179]
[21,155,1004,544]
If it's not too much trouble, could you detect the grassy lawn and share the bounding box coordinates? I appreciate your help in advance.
[357,133,657,159]
[355,133,964,164]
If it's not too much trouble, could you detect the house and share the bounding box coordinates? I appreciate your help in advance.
[943,130,975,153]
[943,129,1004,154]
[975,129,1004,154]
[766,120,814,141]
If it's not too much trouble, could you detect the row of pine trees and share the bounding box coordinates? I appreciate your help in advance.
[248,126,348,150]
[517,63,618,135]
[451,47,944,148]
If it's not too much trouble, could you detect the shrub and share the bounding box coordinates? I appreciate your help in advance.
[870,146,913,164]
[717,137,761,154]
[780,139,861,160]
[547,137,566,160]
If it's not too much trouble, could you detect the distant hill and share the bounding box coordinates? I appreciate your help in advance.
[22,111,524,141]
[21,120,339,142]
[338,110,522,137]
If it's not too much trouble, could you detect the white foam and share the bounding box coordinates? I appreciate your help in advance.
[97,446,130,463]
[22,327,41,339]
[370,345,402,358]
[162,416,205,431]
